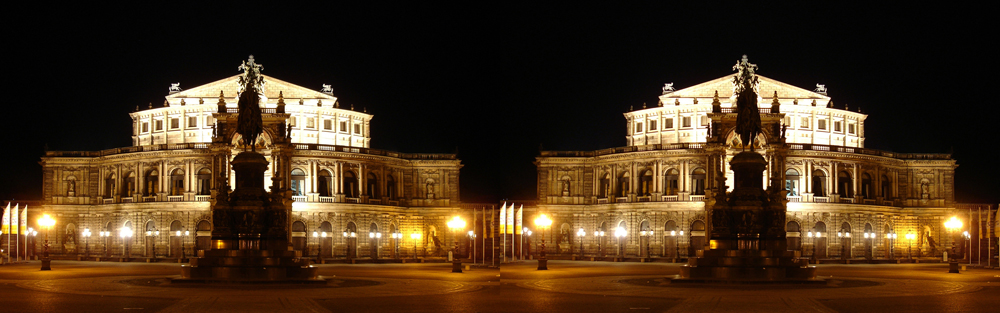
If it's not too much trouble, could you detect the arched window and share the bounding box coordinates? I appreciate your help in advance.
[318,170,334,197]
[170,169,185,196]
[691,168,706,195]
[122,171,135,197]
[367,172,379,198]
[881,174,892,199]
[144,170,159,196]
[639,170,653,196]
[837,171,853,198]
[617,172,630,197]
[290,169,306,196]
[196,169,212,195]
[104,173,116,198]
[386,174,396,199]
[785,169,800,196]
[860,173,872,199]
[664,169,679,195]
[599,173,611,198]
[342,171,358,198]
[812,170,827,197]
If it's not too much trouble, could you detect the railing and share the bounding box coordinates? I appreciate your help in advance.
[541,143,707,157]
[883,200,894,206]
[103,198,114,204]
[168,195,184,202]
[689,195,705,202]
[814,196,829,203]
[45,143,211,157]
[344,197,358,204]
[615,197,629,203]
[319,196,335,203]
[120,197,133,203]
[292,196,307,202]
[787,196,801,202]
[597,198,609,204]
[661,195,678,202]
[293,144,457,160]
[195,195,212,201]
[369,198,382,205]
[637,196,650,202]
[719,108,774,114]
[540,143,951,160]
[787,144,951,160]
[225,108,278,114]
[142,196,156,202]
[387,200,400,206]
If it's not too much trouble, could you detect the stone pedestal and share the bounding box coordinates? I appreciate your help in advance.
[676,151,820,283]
[176,151,320,283]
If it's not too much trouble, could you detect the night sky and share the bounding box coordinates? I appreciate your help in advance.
[4,3,996,204]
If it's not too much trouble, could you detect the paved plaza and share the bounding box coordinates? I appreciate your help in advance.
[0,260,998,312]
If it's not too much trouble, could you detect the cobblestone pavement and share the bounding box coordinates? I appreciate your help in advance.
[0,260,997,312]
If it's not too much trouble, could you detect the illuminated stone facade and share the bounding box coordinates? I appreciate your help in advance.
[535,65,958,261]
[39,68,464,260]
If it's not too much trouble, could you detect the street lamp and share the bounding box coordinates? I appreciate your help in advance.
[614,226,626,259]
[175,228,189,260]
[534,214,552,270]
[905,233,916,260]
[410,232,421,260]
[82,228,92,258]
[446,216,466,273]
[944,216,963,273]
[467,230,476,263]
[885,232,897,260]
[38,214,56,270]
[576,228,585,259]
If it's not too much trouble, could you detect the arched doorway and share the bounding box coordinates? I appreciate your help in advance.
[144,170,159,196]
[838,171,853,198]
[786,221,801,251]
[169,220,183,258]
[861,173,873,199]
[664,169,679,195]
[883,223,894,259]
[639,171,653,196]
[389,224,398,259]
[123,172,136,197]
[369,223,380,259]
[291,221,306,253]
[104,173,116,198]
[344,222,357,258]
[813,221,828,259]
[170,169,185,196]
[196,169,212,195]
[597,222,607,257]
[864,223,874,260]
[145,220,156,257]
[343,171,359,198]
[689,220,706,257]
[617,172,630,197]
[599,173,610,198]
[616,221,627,257]
[195,220,211,252]
[103,222,113,257]
[638,220,651,257]
[320,221,334,258]
[664,220,678,259]
[691,168,706,195]
[838,222,852,259]
[386,175,396,199]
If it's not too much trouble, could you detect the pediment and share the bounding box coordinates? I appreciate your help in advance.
[166,74,337,101]
[661,75,830,102]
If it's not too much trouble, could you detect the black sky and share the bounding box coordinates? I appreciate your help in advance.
[3,3,996,204]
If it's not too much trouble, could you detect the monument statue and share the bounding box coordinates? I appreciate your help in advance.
[237,55,265,151]
[733,55,762,151]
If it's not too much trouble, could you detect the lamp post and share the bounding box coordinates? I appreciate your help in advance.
[905,233,915,260]
[639,230,650,258]
[614,226,626,259]
[176,229,189,260]
[446,216,466,273]
[467,230,476,263]
[885,232,897,260]
[534,214,552,270]
[944,216,962,273]
[410,232,421,260]
[83,228,92,259]
[38,214,56,270]
[576,228,585,259]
